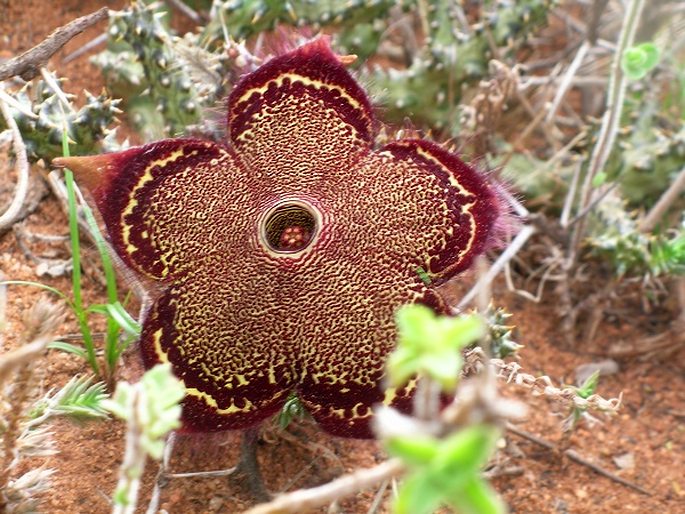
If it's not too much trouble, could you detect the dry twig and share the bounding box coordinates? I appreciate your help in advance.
[506,423,651,496]
[0,7,108,81]
[243,459,406,514]
[639,165,685,233]
[0,86,30,233]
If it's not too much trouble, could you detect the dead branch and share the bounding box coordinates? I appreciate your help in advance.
[639,165,685,233]
[0,85,30,233]
[0,7,108,82]
[242,459,405,514]
[506,423,651,496]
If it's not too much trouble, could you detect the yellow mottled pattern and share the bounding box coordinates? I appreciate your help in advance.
[102,47,491,432]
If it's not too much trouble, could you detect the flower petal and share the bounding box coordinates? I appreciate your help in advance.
[371,139,501,285]
[140,269,296,431]
[57,139,246,280]
[227,37,374,178]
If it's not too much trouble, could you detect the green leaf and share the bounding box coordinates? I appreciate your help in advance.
[433,426,500,484]
[48,341,88,360]
[441,314,486,351]
[415,266,432,286]
[390,306,485,389]
[277,393,306,429]
[576,370,600,399]
[386,436,439,467]
[394,473,443,514]
[592,171,607,187]
[56,376,109,419]
[385,347,419,387]
[0,280,71,306]
[622,43,660,80]
[86,304,109,315]
[396,304,436,350]
[419,352,461,390]
[447,476,506,514]
[106,301,141,336]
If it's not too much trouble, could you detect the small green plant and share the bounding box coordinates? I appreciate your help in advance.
[387,304,485,391]
[104,364,184,514]
[383,305,506,514]
[277,392,307,430]
[28,375,109,425]
[58,129,140,387]
[621,42,660,80]
[387,426,504,514]
[0,130,140,389]
[589,199,685,277]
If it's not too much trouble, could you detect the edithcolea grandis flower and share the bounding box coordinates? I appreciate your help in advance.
[55,37,503,438]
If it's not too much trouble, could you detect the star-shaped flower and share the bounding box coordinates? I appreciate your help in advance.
[55,38,502,438]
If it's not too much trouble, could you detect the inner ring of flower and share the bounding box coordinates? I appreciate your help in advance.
[261,201,320,254]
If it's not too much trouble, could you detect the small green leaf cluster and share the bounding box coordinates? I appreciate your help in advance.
[277,392,307,430]
[564,370,600,431]
[621,43,660,80]
[387,304,485,391]
[1,131,141,388]
[30,376,109,423]
[590,200,685,277]
[103,364,185,459]
[387,426,505,514]
[384,305,506,514]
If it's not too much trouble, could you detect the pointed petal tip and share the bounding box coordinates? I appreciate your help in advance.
[52,154,114,191]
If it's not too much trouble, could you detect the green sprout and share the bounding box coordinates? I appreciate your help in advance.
[277,392,307,430]
[384,305,505,514]
[564,370,601,432]
[29,376,109,424]
[387,426,505,514]
[104,364,184,513]
[387,304,485,391]
[622,42,660,80]
[1,129,140,389]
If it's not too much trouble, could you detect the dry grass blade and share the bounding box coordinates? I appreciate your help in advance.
[0,299,64,386]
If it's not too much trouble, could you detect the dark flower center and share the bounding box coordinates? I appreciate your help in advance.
[262,202,318,253]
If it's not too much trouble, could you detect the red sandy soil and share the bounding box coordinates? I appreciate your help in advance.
[1,1,683,513]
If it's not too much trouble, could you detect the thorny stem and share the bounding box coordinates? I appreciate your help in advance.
[570,0,646,261]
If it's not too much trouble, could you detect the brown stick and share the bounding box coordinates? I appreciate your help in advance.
[0,7,109,81]
[506,423,652,497]
[243,459,405,514]
[638,166,685,233]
